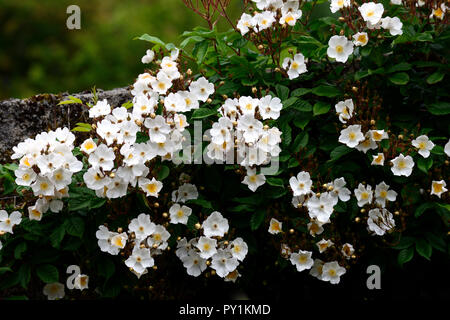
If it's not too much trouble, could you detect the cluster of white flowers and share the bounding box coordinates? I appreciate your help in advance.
[288,172,351,225]
[168,179,198,224]
[237,0,303,36]
[11,128,82,220]
[82,48,215,200]
[327,2,403,63]
[176,211,248,281]
[282,243,347,284]
[206,96,282,192]
[95,213,170,278]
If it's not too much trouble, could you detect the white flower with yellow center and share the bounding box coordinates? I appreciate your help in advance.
[316,238,334,253]
[282,53,307,80]
[355,133,378,154]
[289,171,313,196]
[430,3,447,20]
[391,154,414,176]
[268,218,282,234]
[242,167,266,192]
[431,180,447,198]
[43,282,65,300]
[322,261,346,284]
[338,124,364,148]
[327,35,354,63]
[96,225,121,255]
[138,177,163,198]
[307,220,325,237]
[14,168,37,187]
[31,176,55,197]
[290,250,314,272]
[181,251,207,277]
[412,135,434,158]
[80,138,97,154]
[330,0,350,13]
[354,183,373,207]
[335,99,354,123]
[369,129,388,142]
[254,11,276,31]
[352,32,369,46]
[196,236,218,259]
[211,249,239,278]
[358,2,384,25]
[169,203,192,225]
[111,232,128,250]
[147,225,170,250]
[375,181,397,208]
[128,213,156,241]
[372,153,385,166]
[341,243,355,259]
[125,246,154,274]
[202,211,229,238]
[74,274,89,291]
[280,10,302,26]
[189,76,214,102]
[259,95,283,120]
[237,13,254,35]
[228,237,248,262]
[150,71,172,95]
[0,210,22,234]
[88,99,111,118]
[306,193,335,223]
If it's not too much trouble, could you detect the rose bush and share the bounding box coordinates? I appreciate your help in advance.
[0,0,448,299]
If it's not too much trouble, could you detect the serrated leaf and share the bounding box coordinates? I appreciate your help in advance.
[14,242,27,259]
[49,225,66,248]
[397,246,414,266]
[415,238,432,260]
[250,209,266,231]
[65,217,85,238]
[36,264,59,283]
[417,157,433,174]
[313,101,330,116]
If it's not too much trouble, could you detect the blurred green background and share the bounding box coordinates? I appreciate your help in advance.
[0,0,243,99]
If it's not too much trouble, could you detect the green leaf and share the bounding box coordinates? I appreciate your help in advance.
[426,102,450,115]
[311,85,341,97]
[135,34,165,46]
[58,96,82,105]
[250,209,266,231]
[291,88,311,97]
[292,131,309,153]
[194,41,209,64]
[415,238,432,260]
[157,165,170,181]
[275,84,290,101]
[14,242,27,259]
[329,145,352,161]
[191,108,217,119]
[19,264,31,289]
[313,101,331,116]
[415,202,435,218]
[388,72,409,85]
[426,71,444,84]
[424,232,447,252]
[387,63,412,73]
[392,236,415,249]
[292,112,312,130]
[417,157,433,174]
[186,199,213,209]
[97,258,115,281]
[397,246,414,266]
[49,225,66,248]
[0,267,13,275]
[266,177,284,188]
[36,264,59,283]
[64,217,85,238]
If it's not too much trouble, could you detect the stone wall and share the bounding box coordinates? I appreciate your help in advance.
[0,87,132,163]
